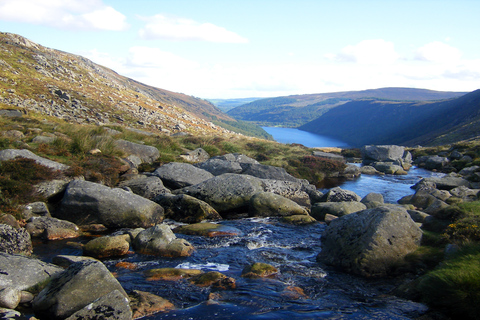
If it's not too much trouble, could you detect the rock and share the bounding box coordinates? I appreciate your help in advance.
[318,206,422,277]
[117,175,169,200]
[374,162,407,175]
[173,173,265,214]
[342,164,361,179]
[174,222,243,237]
[154,193,221,223]
[413,175,471,190]
[319,187,361,202]
[423,199,450,215]
[0,149,69,171]
[33,178,71,201]
[0,253,63,291]
[0,287,21,310]
[180,148,210,163]
[241,163,301,183]
[57,180,164,229]
[449,186,479,201]
[424,155,449,170]
[144,268,202,281]
[281,214,317,225]
[52,255,98,268]
[324,214,338,224]
[32,260,128,320]
[32,135,55,144]
[190,271,236,289]
[133,225,194,257]
[360,165,383,175]
[407,210,430,223]
[0,109,23,117]
[312,151,345,162]
[241,262,278,278]
[25,216,80,240]
[249,192,309,217]
[0,225,32,255]
[65,289,131,320]
[458,165,480,176]
[83,235,130,259]
[0,214,20,229]
[196,157,243,176]
[129,290,175,319]
[362,145,411,164]
[0,309,21,318]
[311,201,367,220]
[153,162,214,189]
[262,179,311,207]
[3,130,24,139]
[114,139,159,164]
[21,202,51,219]
[361,193,385,208]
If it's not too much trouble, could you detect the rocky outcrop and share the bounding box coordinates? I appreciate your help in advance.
[0,253,63,291]
[57,180,164,228]
[318,206,422,277]
[249,192,309,217]
[154,193,221,223]
[0,225,32,255]
[0,149,69,171]
[133,225,194,257]
[32,260,129,320]
[153,162,214,189]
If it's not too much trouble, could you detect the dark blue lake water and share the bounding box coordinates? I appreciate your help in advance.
[262,127,350,148]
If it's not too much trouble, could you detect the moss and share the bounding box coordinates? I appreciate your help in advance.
[241,262,278,278]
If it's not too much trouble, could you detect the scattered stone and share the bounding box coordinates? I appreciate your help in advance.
[133,225,194,257]
[83,234,130,259]
[190,271,236,289]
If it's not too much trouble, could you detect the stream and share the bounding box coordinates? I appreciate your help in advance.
[32,167,438,319]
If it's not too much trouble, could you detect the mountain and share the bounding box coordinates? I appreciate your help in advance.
[299,89,480,147]
[208,97,262,112]
[0,32,270,138]
[227,88,467,127]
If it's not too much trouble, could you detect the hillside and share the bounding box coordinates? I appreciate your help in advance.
[227,88,467,127]
[0,32,270,139]
[299,89,480,147]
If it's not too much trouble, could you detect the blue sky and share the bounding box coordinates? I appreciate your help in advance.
[1,0,479,99]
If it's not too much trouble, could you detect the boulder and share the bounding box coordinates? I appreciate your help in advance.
[361,193,385,208]
[0,253,63,291]
[413,175,471,190]
[0,109,23,117]
[114,139,159,164]
[0,214,20,229]
[374,162,407,175]
[57,180,164,228]
[241,262,278,278]
[180,148,210,163]
[83,235,130,259]
[407,210,430,223]
[173,173,265,214]
[458,165,480,177]
[362,145,411,164]
[311,201,366,220]
[153,162,214,189]
[117,175,170,200]
[129,290,175,319]
[133,225,194,257]
[318,206,422,277]
[154,193,221,223]
[319,187,361,202]
[312,151,346,162]
[449,186,480,201]
[262,179,311,207]
[424,155,449,170]
[360,165,383,175]
[21,202,51,220]
[190,271,236,289]
[249,192,309,217]
[281,214,317,225]
[241,163,301,183]
[0,225,32,255]
[25,216,80,240]
[33,178,71,201]
[342,164,361,179]
[0,287,21,309]
[52,255,98,268]
[32,260,128,320]
[64,289,132,320]
[0,149,69,171]
[196,157,243,176]
[174,222,243,237]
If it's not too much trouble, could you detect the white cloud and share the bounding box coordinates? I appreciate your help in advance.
[415,41,462,63]
[138,14,248,43]
[0,0,128,31]
[326,39,400,65]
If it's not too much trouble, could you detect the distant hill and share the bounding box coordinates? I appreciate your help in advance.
[209,97,262,112]
[0,32,271,139]
[299,90,480,147]
[227,88,467,127]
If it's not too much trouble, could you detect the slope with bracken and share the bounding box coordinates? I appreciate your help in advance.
[0,32,235,136]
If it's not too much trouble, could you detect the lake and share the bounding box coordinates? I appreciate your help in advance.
[262,127,349,148]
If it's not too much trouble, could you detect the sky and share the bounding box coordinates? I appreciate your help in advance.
[0,0,479,99]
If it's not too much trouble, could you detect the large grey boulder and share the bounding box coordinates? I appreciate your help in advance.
[153,162,214,189]
[118,175,169,200]
[362,145,411,164]
[319,187,361,202]
[33,178,71,201]
[57,180,164,228]
[413,174,471,190]
[25,216,80,240]
[133,225,194,257]
[262,179,311,207]
[318,206,422,277]
[0,253,63,291]
[21,202,51,220]
[361,193,385,208]
[373,162,407,175]
[114,139,159,164]
[83,235,131,259]
[311,201,367,220]
[0,149,69,171]
[196,157,243,176]
[241,163,301,183]
[173,173,265,214]
[154,193,221,223]
[32,260,128,320]
[424,155,449,170]
[65,289,132,320]
[449,186,480,201]
[249,192,309,217]
[0,225,32,255]
[180,147,210,163]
